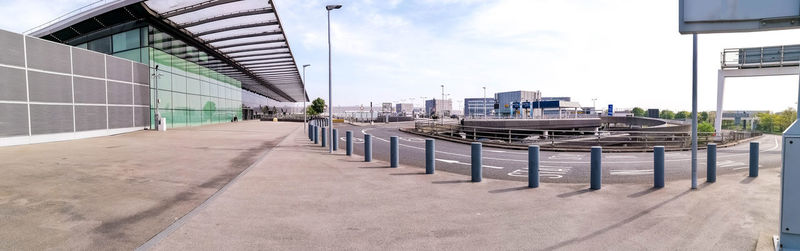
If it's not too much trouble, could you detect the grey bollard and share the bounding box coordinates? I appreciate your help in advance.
[426,139,435,174]
[529,145,540,188]
[707,143,716,182]
[308,124,312,141]
[390,136,399,168]
[590,146,602,190]
[346,131,353,156]
[471,142,482,182]
[333,129,338,151]
[654,146,665,188]
[750,141,759,177]
[364,134,372,162]
[321,127,327,147]
[313,126,319,144]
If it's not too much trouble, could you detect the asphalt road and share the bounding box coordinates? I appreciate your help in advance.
[323,121,782,184]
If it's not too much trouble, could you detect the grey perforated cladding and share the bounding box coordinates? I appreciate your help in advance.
[25,37,70,73]
[0,29,24,67]
[106,56,132,82]
[0,66,26,101]
[108,106,133,129]
[107,81,133,105]
[0,103,28,137]
[72,48,105,78]
[74,77,107,104]
[74,105,107,131]
[27,71,72,103]
[30,104,73,135]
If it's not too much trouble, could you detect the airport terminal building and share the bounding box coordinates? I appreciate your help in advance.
[0,0,305,146]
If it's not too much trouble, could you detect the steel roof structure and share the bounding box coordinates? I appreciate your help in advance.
[29,0,306,102]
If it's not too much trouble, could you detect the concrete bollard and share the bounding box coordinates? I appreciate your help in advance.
[529,145,540,188]
[308,124,312,141]
[313,126,319,145]
[654,146,665,188]
[321,127,327,147]
[346,131,353,156]
[471,142,482,182]
[707,143,716,182]
[332,129,338,151]
[426,139,435,174]
[364,134,372,162]
[750,141,759,177]
[390,136,399,168]
[590,146,602,190]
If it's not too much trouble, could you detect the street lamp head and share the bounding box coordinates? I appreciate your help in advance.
[326,4,342,10]
[303,64,311,68]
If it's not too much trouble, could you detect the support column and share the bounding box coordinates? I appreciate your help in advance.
[715,70,725,133]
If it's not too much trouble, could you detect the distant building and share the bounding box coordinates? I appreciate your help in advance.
[463,98,495,118]
[395,103,414,116]
[425,99,453,117]
[530,100,584,119]
[721,110,768,130]
[647,109,660,118]
[494,90,542,117]
[541,97,571,102]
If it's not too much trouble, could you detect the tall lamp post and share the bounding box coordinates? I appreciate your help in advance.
[483,86,487,118]
[326,4,342,153]
[440,84,445,124]
[302,64,310,135]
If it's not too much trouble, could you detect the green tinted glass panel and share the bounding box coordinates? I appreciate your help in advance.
[173,93,187,110]
[172,109,187,127]
[172,73,186,93]
[112,29,140,53]
[186,77,200,94]
[113,49,140,63]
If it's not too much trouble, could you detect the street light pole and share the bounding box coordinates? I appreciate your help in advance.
[441,84,445,125]
[326,4,342,154]
[302,64,310,136]
[483,86,487,118]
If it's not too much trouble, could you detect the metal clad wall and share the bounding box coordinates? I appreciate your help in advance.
[0,29,150,146]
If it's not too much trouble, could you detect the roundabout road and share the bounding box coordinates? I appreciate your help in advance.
[330,122,782,184]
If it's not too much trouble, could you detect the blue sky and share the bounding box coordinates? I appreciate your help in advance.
[3,0,800,112]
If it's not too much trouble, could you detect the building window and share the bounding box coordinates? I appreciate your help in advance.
[87,36,111,54]
[112,29,141,53]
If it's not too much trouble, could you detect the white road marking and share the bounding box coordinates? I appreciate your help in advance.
[610,169,654,176]
[508,166,571,179]
[487,150,506,153]
[607,155,636,159]
[718,160,745,168]
[484,165,504,169]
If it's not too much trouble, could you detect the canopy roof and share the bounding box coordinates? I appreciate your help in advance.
[29,0,306,102]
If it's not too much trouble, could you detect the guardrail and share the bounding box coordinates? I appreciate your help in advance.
[411,121,761,151]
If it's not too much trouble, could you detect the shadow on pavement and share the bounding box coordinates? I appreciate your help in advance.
[359,166,389,169]
[557,188,594,198]
[432,180,472,184]
[390,172,427,176]
[627,187,661,198]
[740,177,756,184]
[543,189,692,250]
[488,186,531,194]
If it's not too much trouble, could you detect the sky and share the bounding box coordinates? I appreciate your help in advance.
[2,0,800,112]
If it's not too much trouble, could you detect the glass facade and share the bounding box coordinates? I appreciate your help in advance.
[76,26,243,129]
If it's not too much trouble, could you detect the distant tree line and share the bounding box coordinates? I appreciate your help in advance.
[631,107,713,132]
[757,108,797,134]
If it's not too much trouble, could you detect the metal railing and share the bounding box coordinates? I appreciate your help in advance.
[721,44,800,69]
[412,121,761,150]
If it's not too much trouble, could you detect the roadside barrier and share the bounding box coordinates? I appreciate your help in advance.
[750,141,759,177]
[333,129,338,151]
[591,146,602,190]
[365,134,372,162]
[529,145,539,188]
[426,139,435,174]
[390,136,399,168]
[346,131,353,156]
[472,142,482,182]
[707,143,716,182]
[654,146,665,188]
[321,127,327,147]
[313,126,319,144]
[308,124,312,141]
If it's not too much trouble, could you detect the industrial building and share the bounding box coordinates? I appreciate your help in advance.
[494,90,541,117]
[463,98,495,118]
[0,0,305,146]
[425,99,452,117]
[395,103,414,116]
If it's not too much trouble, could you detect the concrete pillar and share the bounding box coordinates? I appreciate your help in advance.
[707,143,716,182]
[750,141,759,177]
[332,129,338,151]
[654,146,665,188]
[591,146,602,190]
[346,131,353,156]
[715,70,725,133]
[364,134,372,162]
[390,136,399,168]
[426,139,435,174]
[471,142,482,182]
[528,145,539,188]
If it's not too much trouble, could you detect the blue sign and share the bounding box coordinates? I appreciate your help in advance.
[512,102,520,109]
[522,102,531,109]
[608,104,614,116]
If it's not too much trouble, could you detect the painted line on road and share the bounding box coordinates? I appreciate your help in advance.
[610,169,654,176]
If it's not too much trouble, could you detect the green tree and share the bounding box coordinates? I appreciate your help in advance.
[757,112,775,133]
[659,110,675,120]
[307,98,325,116]
[698,122,715,133]
[699,111,709,123]
[632,107,645,117]
[674,111,691,120]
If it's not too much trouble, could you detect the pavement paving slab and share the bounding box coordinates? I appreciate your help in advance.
[147,123,782,251]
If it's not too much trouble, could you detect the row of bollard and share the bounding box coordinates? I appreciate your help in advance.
[311,127,762,189]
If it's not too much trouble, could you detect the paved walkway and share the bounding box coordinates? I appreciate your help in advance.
[147,124,781,250]
[0,121,297,250]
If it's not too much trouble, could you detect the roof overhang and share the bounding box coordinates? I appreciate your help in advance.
[29,0,307,102]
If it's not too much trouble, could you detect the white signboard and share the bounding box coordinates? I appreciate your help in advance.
[679,0,800,34]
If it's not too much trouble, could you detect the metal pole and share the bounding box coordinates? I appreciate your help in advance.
[426,139,435,174]
[654,146,665,188]
[332,128,338,151]
[390,136,399,168]
[590,146,602,190]
[327,10,334,153]
[441,84,445,125]
[303,65,309,136]
[321,127,327,147]
[346,130,352,156]
[471,142,482,182]
[314,125,318,144]
[707,143,716,182]
[364,134,372,162]
[528,145,539,188]
[750,141,759,177]
[483,86,487,118]
[691,33,698,189]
